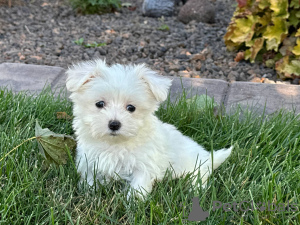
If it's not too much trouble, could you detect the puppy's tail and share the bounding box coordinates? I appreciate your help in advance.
[211,146,233,170]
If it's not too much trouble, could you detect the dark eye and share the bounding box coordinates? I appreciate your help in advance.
[126,104,135,112]
[95,101,105,108]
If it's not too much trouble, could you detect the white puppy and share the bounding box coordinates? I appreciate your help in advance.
[66,59,232,198]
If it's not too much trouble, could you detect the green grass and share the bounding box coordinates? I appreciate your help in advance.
[0,87,300,224]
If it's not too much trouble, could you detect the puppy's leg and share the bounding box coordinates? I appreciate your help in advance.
[127,171,153,200]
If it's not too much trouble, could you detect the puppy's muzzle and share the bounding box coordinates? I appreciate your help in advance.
[109,120,121,131]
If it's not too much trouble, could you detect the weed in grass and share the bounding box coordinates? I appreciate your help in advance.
[0,87,299,224]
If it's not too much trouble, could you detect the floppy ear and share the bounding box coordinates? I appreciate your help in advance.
[135,64,172,102]
[66,59,107,92]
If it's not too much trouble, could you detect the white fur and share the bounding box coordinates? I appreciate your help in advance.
[66,59,232,199]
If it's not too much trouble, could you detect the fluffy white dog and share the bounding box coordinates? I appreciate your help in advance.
[66,59,232,198]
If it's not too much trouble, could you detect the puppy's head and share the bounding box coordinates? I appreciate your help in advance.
[66,59,172,141]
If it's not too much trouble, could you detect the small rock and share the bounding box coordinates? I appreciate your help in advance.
[228,61,238,68]
[247,69,255,75]
[94,51,101,58]
[169,64,180,72]
[122,33,131,39]
[227,71,238,82]
[179,66,186,71]
[99,48,106,55]
[178,0,215,24]
[55,49,61,56]
[195,61,202,71]
[142,0,175,17]
[291,78,300,85]
[236,72,246,81]
[191,53,206,61]
[177,54,190,60]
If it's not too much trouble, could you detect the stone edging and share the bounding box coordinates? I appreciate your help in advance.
[1,63,299,115]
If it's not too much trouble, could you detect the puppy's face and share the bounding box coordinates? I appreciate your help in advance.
[66,60,172,142]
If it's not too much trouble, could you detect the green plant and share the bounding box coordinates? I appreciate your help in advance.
[74,37,84,46]
[69,0,121,14]
[74,38,106,48]
[158,16,170,32]
[85,42,106,48]
[158,24,170,31]
[224,0,300,79]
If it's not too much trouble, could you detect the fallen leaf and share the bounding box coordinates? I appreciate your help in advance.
[234,51,245,62]
[105,29,116,34]
[35,120,76,167]
[237,0,247,8]
[31,55,43,60]
[56,112,72,120]
[250,77,263,83]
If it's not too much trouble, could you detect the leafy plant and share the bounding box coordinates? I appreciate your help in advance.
[69,0,121,14]
[224,0,300,79]
[74,37,84,46]
[158,16,170,32]
[74,38,106,48]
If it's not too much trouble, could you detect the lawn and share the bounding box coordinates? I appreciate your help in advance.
[0,87,299,224]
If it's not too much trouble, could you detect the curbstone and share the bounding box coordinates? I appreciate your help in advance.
[225,82,300,115]
[1,63,300,116]
[168,77,229,105]
[0,63,65,93]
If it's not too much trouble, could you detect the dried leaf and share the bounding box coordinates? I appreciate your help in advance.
[234,51,245,62]
[56,112,72,120]
[237,0,247,8]
[35,120,76,167]
[249,38,264,62]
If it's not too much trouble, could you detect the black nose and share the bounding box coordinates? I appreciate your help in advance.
[108,120,121,131]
